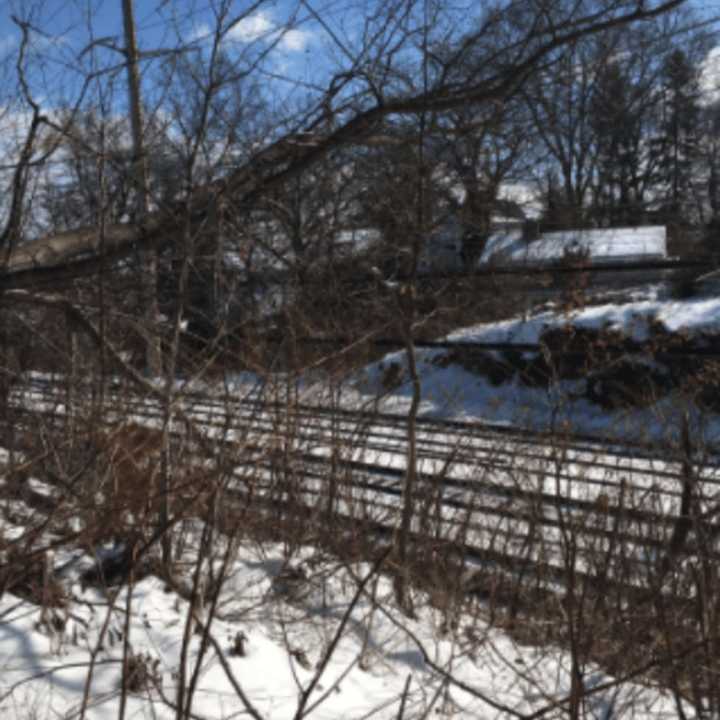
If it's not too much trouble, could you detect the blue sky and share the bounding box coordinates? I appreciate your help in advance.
[0,0,322,53]
[0,0,716,112]
[0,0,331,108]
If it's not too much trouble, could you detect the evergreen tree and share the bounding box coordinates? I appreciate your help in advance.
[590,59,646,226]
[699,99,720,211]
[656,48,701,223]
[539,171,583,232]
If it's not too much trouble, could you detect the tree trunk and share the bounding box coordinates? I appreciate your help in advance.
[121,0,163,378]
[122,0,169,566]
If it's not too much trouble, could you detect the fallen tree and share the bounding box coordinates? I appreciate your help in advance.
[0,0,688,292]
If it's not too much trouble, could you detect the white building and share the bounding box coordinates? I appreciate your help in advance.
[481,226,667,267]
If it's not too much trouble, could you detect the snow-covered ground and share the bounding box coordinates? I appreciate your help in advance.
[0,525,686,720]
[3,292,720,719]
[442,295,720,344]
[345,295,720,448]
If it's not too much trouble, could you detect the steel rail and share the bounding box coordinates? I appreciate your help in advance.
[10,386,718,561]
[12,384,711,501]
[18,375,710,464]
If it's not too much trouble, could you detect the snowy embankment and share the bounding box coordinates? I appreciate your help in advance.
[351,296,720,448]
[0,372,694,719]
[446,295,720,344]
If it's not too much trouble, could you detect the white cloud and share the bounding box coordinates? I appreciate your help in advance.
[228,11,274,43]
[227,11,312,52]
[278,28,311,52]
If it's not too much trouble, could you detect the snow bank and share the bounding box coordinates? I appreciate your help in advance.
[448,295,720,345]
[351,295,720,444]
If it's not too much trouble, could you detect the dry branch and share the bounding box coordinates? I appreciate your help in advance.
[0,0,687,291]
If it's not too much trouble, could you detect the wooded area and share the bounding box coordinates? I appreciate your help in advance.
[6,2,720,718]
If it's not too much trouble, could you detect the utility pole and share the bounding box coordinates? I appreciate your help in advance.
[121,0,171,567]
[121,0,163,378]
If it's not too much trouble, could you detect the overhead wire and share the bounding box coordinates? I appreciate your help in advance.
[4,1,720,297]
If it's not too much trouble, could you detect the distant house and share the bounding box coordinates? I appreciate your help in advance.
[419,200,529,274]
[480,226,668,267]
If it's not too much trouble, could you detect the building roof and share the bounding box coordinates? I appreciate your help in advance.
[481,226,667,266]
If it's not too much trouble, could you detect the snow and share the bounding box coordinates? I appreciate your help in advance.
[1,362,703,719]
[481,226,667,266]
[348,294,720,446]
[445,295,720,345]
[479,229,525,264]
[0,537,685,719]
[4,291,720,718]
[356,348,673,443]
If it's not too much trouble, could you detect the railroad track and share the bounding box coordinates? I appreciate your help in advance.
[14,377,708,504]
[13,376,718,510]
[8,376,720,602]
[17,374,705,461]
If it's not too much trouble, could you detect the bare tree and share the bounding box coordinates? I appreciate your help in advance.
[2,2,711,717]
